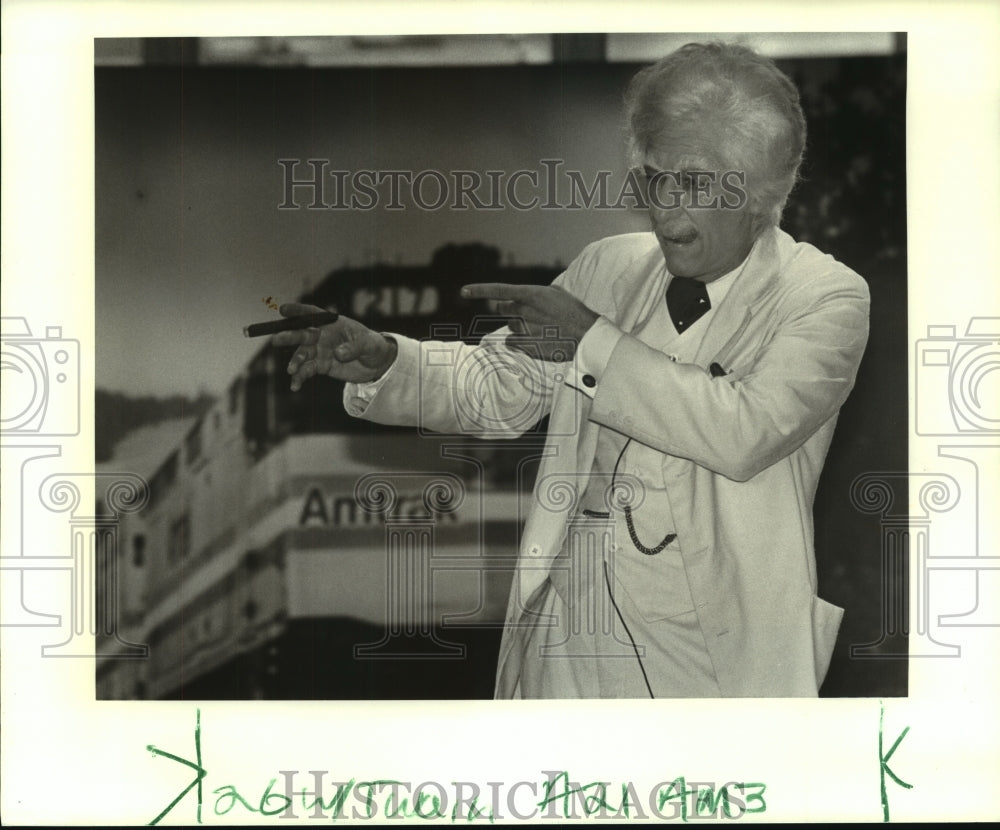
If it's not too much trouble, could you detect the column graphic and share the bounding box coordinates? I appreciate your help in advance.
[352,472,467,659]
[850,472,962,658]
[35,473,149,657]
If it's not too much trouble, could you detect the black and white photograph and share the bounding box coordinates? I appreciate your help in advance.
[94,32,907,702]
[2,2,998,826]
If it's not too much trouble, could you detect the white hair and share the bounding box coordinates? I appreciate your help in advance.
[625,41,807,233]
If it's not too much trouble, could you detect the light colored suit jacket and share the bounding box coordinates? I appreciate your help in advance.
[346,226,870,697]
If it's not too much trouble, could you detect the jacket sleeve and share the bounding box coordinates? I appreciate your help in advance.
[343,328,564,438]
[587,270,871,481]
[342,238,626,437]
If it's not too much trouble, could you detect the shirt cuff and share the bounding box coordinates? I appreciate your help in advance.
[343,335,400,415]
[570,316,623,397]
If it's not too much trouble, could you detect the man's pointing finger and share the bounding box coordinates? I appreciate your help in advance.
[461,283,529,302]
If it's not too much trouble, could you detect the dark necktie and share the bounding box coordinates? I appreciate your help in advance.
[666,276,711,333]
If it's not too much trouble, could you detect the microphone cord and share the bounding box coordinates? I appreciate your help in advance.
[612,438,676,555]
[603,559,655,698]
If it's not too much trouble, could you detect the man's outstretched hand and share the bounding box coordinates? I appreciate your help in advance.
[274,303,398,390]
[461,283,599,360]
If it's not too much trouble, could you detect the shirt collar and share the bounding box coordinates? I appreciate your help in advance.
[704,248,753,306]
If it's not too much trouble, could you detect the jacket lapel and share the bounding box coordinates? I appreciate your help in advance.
[606,228,785,369]
[694,227,784,368]
[610,245,669,332]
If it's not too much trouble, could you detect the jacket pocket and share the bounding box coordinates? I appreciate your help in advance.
[609,547,698,623]
[811,596,844,687]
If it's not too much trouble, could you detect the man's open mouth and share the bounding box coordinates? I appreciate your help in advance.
[662,230,699,246]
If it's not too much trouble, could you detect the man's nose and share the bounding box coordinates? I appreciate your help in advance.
[649,197,691,231]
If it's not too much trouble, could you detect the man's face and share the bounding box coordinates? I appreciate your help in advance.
[641,127,759,283]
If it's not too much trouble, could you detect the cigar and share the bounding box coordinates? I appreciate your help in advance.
[243,311,340,338]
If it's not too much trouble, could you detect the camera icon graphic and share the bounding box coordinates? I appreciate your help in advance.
[419,316,578,438]
[915,317,999,436]
[0,317,80,436]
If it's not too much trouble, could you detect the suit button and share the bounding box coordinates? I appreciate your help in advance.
[528,545,541,556]
[582,374,596,388]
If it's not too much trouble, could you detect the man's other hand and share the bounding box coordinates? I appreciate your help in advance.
[274,303,398,390]
[461,283,599,360]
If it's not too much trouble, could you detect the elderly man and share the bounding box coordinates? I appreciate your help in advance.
[276,42,870,698]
